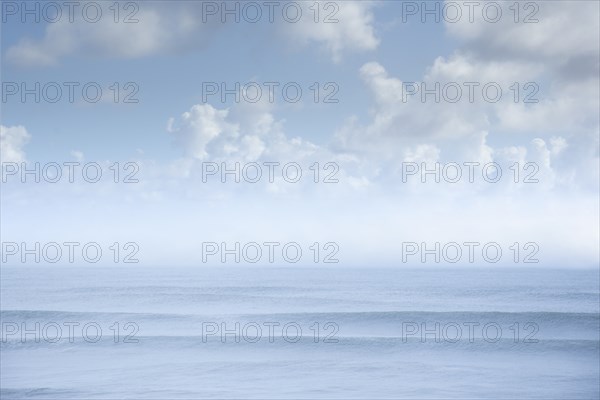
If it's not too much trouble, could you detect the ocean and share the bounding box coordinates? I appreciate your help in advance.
[1,267,598,399]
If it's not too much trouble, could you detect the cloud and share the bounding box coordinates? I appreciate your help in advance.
[333,60,491,160]
[331,53,598,193]
[425,54,543,86]
[70,150,85,162]
[444,0,600,80]
[281,1,380,62]
[0,125,30,163]
[5,4,217,66]
[166,99,334,186]
[167,104,240,160]
[5,1,380,66]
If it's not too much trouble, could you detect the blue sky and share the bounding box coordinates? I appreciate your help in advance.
[1,2,456,161]
[1,1,599,268]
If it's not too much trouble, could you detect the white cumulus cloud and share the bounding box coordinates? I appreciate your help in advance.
[1,125,30,163]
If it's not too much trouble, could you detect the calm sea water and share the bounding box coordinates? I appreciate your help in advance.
[1,267,599,399]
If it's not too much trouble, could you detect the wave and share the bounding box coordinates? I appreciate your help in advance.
[1,309,598,322]
[0,310,600,326]
[2,334,598,352]
[2,309,598,344]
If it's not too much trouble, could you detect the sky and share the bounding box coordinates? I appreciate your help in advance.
[1,0,599,268]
